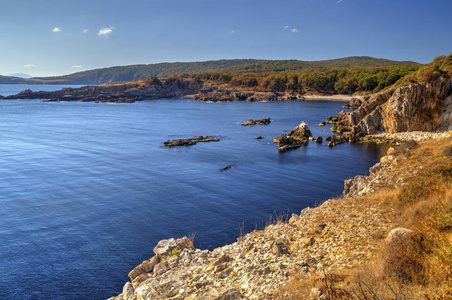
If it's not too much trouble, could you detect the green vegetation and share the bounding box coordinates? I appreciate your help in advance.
[168,249,182,256]
[222,56,419,74]
[195,65,420,94]
[397,53,452,86]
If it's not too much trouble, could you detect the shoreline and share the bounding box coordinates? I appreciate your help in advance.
[109,131,451,300]
[302,94,354,102]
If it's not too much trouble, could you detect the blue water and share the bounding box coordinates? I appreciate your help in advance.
[0,84,86,97]
[0,85,387,299]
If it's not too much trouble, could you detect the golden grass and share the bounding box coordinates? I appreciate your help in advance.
[278,136,452,299]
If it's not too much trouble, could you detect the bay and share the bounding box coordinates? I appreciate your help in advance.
[0,85,386,299]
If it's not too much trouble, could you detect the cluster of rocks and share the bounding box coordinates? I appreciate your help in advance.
[241,118,272,126]
[163,136,220,147]
[273,122,324,152]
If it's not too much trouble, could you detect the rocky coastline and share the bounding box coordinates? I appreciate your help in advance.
[2,77,356,104]
[109,131,451,300]
[108,74,452,299]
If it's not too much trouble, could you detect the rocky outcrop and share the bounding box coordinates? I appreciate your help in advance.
[163,136,220,147]
[241,118,271,126]
[342,96,366,109]
[4,78,204,103]
[110,181,398,300]
[273,122,312,152]
[330,76,452,137]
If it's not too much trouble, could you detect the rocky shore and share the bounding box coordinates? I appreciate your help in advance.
[109,129,452,300]
[110,132,452,300]
[2,77,355,104]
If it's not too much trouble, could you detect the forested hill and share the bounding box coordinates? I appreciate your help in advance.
[32,59,264,85]
[0,57,419,85]
[222,56,419,74]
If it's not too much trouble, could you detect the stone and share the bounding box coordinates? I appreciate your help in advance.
[241,118,271,126]
[128,255,160,280]
[164,136,219,147]
[255,136,264,139]
[315,136,323,143]
[273,121,312,152]
[272,239,289,256]
[318,121,326,127]
[154,260,170,275]
[154,238,178,257]
[217,288,243,299]
[122,282,135,300]
[290,121,312,139]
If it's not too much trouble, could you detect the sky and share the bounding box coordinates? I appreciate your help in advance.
[1,0,451,77]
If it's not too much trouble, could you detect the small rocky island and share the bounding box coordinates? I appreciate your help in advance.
[241,118,272,126]
[273,121,314,152]
[163,136,220,147]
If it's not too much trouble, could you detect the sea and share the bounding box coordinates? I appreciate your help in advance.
[0,84,388,299]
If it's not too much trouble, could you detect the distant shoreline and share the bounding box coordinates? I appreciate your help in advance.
[302,94,353,102]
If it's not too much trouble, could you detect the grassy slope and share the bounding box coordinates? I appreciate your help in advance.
[278,136,452,299]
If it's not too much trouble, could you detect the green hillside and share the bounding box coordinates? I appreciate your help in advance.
[222,56,419,74]
[33,59,264,85]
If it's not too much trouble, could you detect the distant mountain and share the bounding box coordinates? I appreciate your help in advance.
[221,56,420,74]
[0,57,420,85]
[33,59,264,85]
[6,73,33,79]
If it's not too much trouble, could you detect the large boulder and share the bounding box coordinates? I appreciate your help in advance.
[153,237,194,257]
[273,121,312,152]
[289,121,312,139]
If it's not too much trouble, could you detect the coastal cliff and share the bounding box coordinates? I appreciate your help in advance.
[330,54,452,137]
[109,133,452,300]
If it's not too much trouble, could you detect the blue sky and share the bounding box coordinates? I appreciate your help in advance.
[1,0,451,77]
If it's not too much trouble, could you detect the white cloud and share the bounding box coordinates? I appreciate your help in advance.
[98,27,114,37]
[283,26,299,33]
[337,0,343,3]
[229,30,235,34]
[52,27,61,33]
[71,65,83,68]
[82,29,88,33]
[24,64,37,68]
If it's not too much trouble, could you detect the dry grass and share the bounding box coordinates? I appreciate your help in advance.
[278,137,452,299]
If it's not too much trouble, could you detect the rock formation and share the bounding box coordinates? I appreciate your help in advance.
[241,118,271,126]
[273,121,312,152]
[4,78,205,103]
[163,136,220,147]
[330,76,452,137]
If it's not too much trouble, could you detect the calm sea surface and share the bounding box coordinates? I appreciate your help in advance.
[0,84,387,299]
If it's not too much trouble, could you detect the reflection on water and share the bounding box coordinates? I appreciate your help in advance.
[0,97,385,299]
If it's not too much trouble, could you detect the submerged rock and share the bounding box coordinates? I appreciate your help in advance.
[164,136,220,147]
